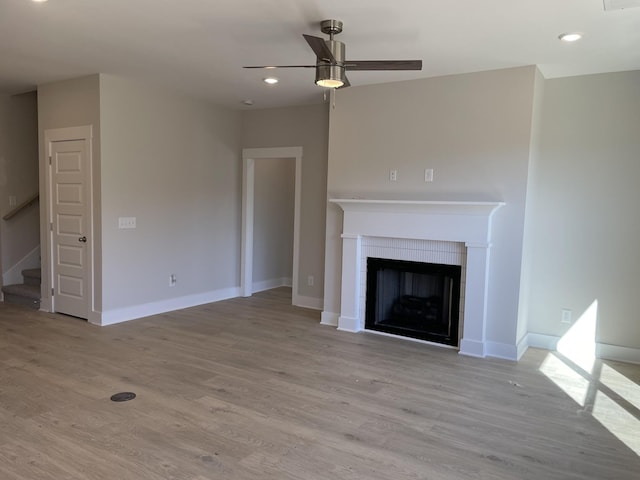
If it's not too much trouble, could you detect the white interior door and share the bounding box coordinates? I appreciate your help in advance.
[49,139,90,319]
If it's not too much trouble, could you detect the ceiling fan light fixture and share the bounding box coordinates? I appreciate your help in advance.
[559,32,583,42]
[315,64,345,88]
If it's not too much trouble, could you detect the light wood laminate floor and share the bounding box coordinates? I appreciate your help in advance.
[1,288,639,479]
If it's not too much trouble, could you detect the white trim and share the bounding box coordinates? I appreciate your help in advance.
[320,311,339,326]
[526,333,560,351]
[516,334,529,361]
[2,245,40,286]
[596,343,640,365]
[94,287,241,326]
[485,341,519,361]
[241,147,303,307]
[294,295,323,310]
[330,198,505,213]
[458,338,485,358]
[337,316,359,332]
[526,333,640,365]
[252,277,292,293]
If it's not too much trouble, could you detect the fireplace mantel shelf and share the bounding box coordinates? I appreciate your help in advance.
[329,198,505,216]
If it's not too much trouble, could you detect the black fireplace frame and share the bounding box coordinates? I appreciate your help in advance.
[365,257,462,346]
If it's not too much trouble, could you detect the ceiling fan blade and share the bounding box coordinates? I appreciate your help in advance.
[243,65,315,69]
[303,34,335,63]
[346,60,423,71]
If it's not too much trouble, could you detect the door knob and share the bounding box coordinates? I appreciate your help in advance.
[79,236,87,243]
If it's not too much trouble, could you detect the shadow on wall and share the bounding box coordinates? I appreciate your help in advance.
[539,300,640,455]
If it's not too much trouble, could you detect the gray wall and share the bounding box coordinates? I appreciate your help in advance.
[37,74,242,320]
[253,157,295,288]
[324,66,539,352]
[241,104,329,303]
[99,74,242,313]
[0,92,39,283]
[517,69,546,344]
[38,75,103,310]
[525,70,640,349]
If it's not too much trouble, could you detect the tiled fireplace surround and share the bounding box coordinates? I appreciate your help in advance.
[328,199,504,358]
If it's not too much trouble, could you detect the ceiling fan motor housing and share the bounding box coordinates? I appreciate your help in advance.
[315,39,345,87]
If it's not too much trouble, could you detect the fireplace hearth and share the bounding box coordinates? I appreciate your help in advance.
[365,257,461,346]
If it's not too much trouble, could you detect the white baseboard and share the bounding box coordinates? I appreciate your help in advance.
[2,245,40,286]
[516,334,529,361]
[525,333,640,365]
[459,338,485,358]
[337,315,360,332]
[485,341,519,361]
[320,311,338,326]
[293,295,322,310]
[526,333,560,351]
[97,286,241,326]
[252,277,292,293]
[596,343,640,365]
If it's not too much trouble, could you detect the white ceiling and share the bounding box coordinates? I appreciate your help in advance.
[1,0,639,110]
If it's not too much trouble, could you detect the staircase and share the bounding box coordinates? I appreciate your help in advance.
[2,268,41,309]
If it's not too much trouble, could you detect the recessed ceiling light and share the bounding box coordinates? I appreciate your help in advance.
[242,99,254,106]
[32,0,48,3]
[263,77,279,85]
[559,32,583,42]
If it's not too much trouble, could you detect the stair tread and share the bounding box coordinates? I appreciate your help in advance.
[22,268,41,279]
[2,283,41,300]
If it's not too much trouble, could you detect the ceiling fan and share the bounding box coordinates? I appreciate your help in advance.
[244,19,422,89]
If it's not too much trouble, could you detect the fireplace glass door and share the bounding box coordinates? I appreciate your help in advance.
[365,257,461,346]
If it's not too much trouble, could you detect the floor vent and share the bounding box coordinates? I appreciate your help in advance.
[110,392,136,402]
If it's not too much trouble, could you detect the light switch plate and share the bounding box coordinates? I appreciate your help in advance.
[118,217,136,229]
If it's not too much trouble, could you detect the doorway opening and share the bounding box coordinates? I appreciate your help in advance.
[241,147,302,306]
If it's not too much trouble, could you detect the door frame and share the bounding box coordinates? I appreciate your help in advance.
[241,147,302,305]
[41,125,94,320]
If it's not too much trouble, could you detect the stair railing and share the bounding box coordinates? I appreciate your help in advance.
[2,193,39,221]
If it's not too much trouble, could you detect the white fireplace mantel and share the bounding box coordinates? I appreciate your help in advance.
[329,198,505,358]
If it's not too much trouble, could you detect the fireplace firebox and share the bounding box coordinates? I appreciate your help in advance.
[365,257,461,346]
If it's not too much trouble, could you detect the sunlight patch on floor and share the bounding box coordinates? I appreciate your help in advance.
[539,299,640,457]
[539,354,590,406]
[600,364,640,412]
[592,390,640,456]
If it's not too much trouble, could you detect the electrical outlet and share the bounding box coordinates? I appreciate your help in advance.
[561,309,572,324]
[307,275,314,287]
[424,168,434,182]
[389,169,397,182]
[169,274,177,286]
